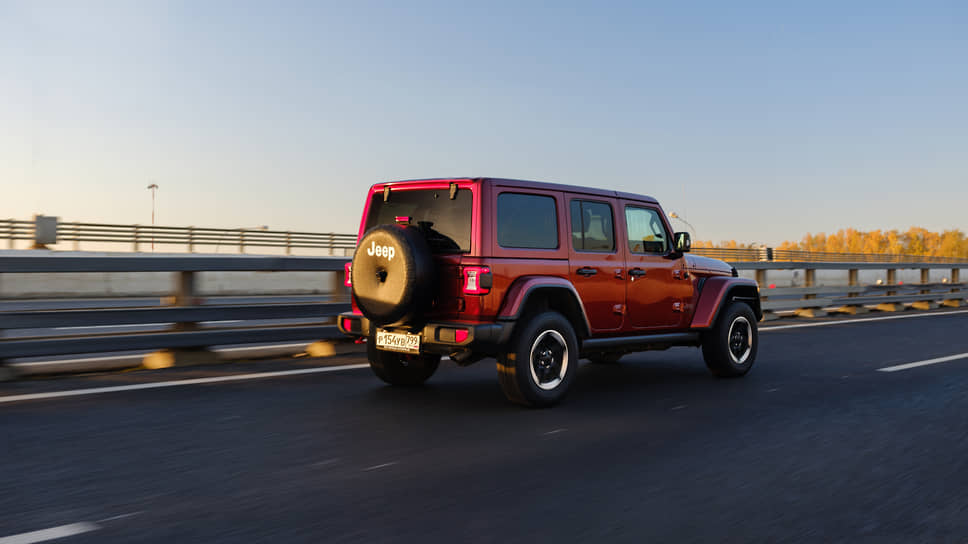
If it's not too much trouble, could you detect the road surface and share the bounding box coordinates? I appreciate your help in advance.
[2,309,968,543]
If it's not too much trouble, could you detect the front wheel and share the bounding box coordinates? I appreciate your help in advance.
[702,301,758,377]
[497,311,579,408]
[367,338,440,386]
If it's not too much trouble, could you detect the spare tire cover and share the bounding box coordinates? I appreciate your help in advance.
[352,224,435,326]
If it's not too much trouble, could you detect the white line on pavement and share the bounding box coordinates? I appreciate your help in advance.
[877,352,968,373]
[0,364,370,404]
[13,342,312,367]
[363,462,397,471]
[760,309,968,332]
[0,522,100,544]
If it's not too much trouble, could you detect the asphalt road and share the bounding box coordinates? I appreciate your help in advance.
[3,309,968,543]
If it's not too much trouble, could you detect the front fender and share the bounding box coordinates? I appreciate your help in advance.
[690,277,761,329]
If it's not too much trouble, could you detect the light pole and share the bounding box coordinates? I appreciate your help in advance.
[147,183,159,251]
[669,212,696,239]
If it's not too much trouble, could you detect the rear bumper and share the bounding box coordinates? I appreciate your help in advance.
[337,312,513,355]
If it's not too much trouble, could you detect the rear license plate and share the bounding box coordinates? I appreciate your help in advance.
[375,329,421,354]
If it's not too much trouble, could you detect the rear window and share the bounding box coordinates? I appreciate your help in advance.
[365,188,472,253]
[497,193,559,249]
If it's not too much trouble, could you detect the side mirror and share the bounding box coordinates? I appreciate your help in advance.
[674,232,691,253]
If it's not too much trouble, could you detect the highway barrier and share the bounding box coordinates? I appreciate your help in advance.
[2,216,356,254]
[0,247,966,380]
[0,254,351,379]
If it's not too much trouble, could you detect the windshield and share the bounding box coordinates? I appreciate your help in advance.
[364,187,472,253]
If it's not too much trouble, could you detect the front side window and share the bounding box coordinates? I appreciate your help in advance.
[625,206,669,254]
[497,193,559,249]
[570,200,615,252]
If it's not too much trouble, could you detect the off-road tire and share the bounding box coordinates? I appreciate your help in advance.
[367,337,440,386]
[352,224,435,326]
[702,301,758,378]
[497,311,579,408]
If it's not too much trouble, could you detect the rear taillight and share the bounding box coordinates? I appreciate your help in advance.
[462,266,492,295]
[344,262,352,287]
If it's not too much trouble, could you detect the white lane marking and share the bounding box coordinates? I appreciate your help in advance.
[97,511,143,523]
[0,364,370,404]
[15,353,146,366]
[543,428,567,435]
[54,323,170,330]
[760,309,968,332]
[13,343,312,367]
[363,462,397,471]
[219,342,309,352]
[877,352,968,373]
[670,405,687,411]
[0,522,99,544]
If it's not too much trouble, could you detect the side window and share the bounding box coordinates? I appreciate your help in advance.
[625,206,669,254]
[497,193,559,249]
[570,200,615,252]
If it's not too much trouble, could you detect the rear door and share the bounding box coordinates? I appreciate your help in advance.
[622,202,690,330]
[567,197,624,332]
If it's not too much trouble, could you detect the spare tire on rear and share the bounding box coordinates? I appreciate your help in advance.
[352,224,435,326]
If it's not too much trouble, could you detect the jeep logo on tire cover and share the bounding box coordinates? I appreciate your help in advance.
[366,241,396,261]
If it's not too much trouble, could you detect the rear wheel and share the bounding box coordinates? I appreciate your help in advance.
[702,301,758,377]
[367,337,440,386]
[497,311,579,407]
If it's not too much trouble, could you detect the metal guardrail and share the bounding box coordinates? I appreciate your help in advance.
[0,219,34,248]
[5,216,357,254]
[0,251,966,377]
[0,255,351,370]
[6,216,968,263]
[692,247,968,264]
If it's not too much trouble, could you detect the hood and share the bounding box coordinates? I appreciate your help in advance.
[685,255,734,276]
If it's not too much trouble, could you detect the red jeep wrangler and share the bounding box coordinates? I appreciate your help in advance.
[339,178,761,407]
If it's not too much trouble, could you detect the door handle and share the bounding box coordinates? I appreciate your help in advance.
[576,267,598,277]
[629,268,647,278]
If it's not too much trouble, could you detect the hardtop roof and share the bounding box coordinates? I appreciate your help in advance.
[379,177,659,205]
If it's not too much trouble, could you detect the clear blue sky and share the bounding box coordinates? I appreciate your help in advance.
[2,0,965,245]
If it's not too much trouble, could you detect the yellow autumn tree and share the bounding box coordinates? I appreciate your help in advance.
[696,228,968,258]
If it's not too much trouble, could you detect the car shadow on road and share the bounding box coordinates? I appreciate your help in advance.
[358,347,728,412]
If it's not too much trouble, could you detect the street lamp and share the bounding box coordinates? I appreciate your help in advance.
[147,183,159,251]
[669,212,696,239]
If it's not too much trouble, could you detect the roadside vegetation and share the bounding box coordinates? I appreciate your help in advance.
[694,227,968,259]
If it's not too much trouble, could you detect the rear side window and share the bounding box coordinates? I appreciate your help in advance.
[365,188,471,253]
[570,200,615,252]
[625,206,669,254]
[497,193,558,249]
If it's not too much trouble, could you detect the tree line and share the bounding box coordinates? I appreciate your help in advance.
[694,227,968,258]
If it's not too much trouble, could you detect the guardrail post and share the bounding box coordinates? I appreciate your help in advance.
[286,232,292,255]
[912,268,934,310]
[133,225,141,252]
[803,269,816,299]
[239,229,246,254]
[755,269,767,288]
[831,268,865,315]
[31,215,58,249]
[188,226,195,253]
[943,268,962,308]
[886,269,897,296]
